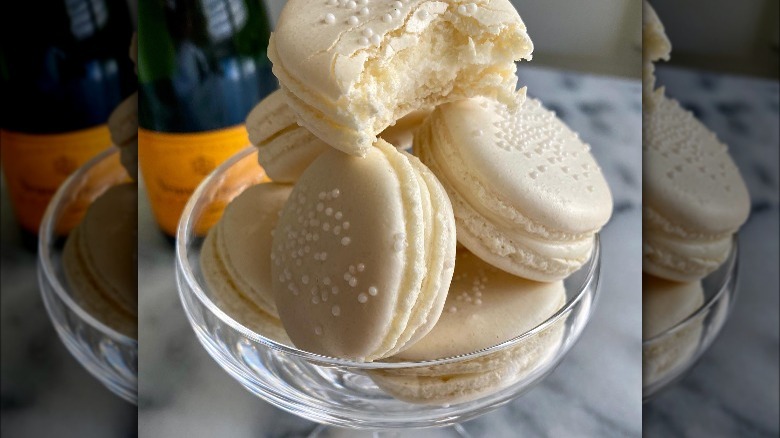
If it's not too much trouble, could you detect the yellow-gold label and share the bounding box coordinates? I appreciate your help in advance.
[0,126,112,235]
[138,125,261,236]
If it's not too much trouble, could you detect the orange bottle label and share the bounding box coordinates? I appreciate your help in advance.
[0,126,112,235]
[138,125,264,237]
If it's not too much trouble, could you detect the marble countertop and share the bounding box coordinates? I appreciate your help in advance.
[0,181,137,437]
[136,65,643,437]
[643,66,779,437]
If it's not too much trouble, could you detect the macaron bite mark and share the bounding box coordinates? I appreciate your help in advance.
[415,95,613,281]
[271,140,456,362]
[268,0,534,156]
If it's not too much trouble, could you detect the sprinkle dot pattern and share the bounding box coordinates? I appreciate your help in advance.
[273,184,388,336]
[487,98,596,184]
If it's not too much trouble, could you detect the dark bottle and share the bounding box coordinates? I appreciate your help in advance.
[0,0,136,250]
[138,0,276,238]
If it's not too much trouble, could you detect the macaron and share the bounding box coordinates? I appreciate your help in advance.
[108,93,138,180]
[643,90,749,282]
[271,140,456,362]
[415,95,612,281]
[370,249,566,404]
[642,274,704,387]
[268,0,534,156]
[62,183,137,338]
[246,89,330,183]
[200,183,294,345]
[247,92,432,182]
[642,1,670,97]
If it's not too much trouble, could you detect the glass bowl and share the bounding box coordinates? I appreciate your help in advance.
[37,147,137,404]
[176,146,601,432]
[642,237,739,401]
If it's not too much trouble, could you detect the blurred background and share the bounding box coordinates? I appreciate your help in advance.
[652,0,778,78]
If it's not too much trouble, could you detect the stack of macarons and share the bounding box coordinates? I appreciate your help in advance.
[202,0,613,404]
[641,1,748,387]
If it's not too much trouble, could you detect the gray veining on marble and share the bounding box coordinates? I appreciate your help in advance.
[0,177,137,438]
[643,66,779,437]
[137,66,643,437]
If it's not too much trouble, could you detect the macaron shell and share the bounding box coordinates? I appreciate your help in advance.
[642,274,704,339]
[77,183,138,317]
[642,274,705,386]
[216,183,293,317]
[246,89,330,183]
[62,183,137,338]
[371,323,563,405]
[272,0,532,104]
[272,143,419,361]
[397,249,566,361]
[394,152,457,351]
[429,96,612,235]
[246,89,295,146]
[643,231,733,282]
[108,93,138,179]
[201,225,292,345]
[643,91,750,236]
[642,1,670,98]
[269,0,532,154]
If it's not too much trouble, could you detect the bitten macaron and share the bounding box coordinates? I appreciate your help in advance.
[415,95,612,281]
[271,140,456,361]
[268,0,533,156]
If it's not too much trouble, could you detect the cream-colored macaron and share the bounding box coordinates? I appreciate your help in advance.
[642,274,704,387]
[370,249,566,404]
[200,183,294,345]
[268,0,533,156]
[643,90,749,282]
[62,183,137,338]
[271,140,456,362]
[415,95,612,281]
[247,92,431,181]
[642,1,671,97]
[108,93,138,180]
[246,89,330,183]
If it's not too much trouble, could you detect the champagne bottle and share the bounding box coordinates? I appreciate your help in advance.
[138,0,276,238]
[0,0,136,250]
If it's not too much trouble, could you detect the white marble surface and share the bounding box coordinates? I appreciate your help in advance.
[643,66,779,437]
[137,66,643,437]
[0,178,137,437]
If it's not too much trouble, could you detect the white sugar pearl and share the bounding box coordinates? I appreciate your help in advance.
[324,13,336,24]
[382,13,392,22]
[457,5,467,14]
[347,15,359,25]
[341,237,351,246]
[358,293,368,303]
[466,3,477,14]
[362,28,373,37]
[346,0,356,8]
[417,9,428,19]
[370,34,381,45]
[392,1,402,8]
[359,6,369,15]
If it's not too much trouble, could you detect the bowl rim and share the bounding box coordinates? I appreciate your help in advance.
[642,235,739,345]
[38,146,137,347]
[176,146,600,369]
